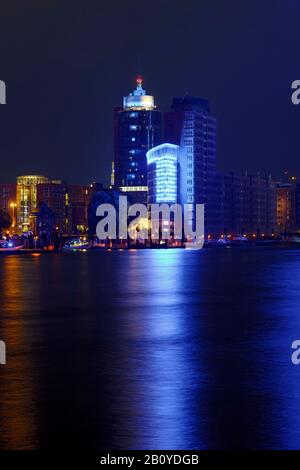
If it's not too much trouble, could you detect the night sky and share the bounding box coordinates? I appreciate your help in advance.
[0,0,299,185]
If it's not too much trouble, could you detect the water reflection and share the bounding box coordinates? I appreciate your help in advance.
[108,250,205,449]
[0,248,300,449]
[0,256,39,449]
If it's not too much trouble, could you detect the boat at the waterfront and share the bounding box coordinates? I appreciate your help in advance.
[62,239,90,252]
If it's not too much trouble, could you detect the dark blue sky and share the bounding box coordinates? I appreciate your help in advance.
[0,0,299,184]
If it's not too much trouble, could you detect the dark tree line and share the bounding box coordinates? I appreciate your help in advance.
[0,209,11,235]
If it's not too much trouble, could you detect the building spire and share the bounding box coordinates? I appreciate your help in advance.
[134,75,145,96]
[136,75,143,88]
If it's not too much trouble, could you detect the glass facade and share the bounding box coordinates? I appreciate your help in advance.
[16,175,49,232]
[147,144,179,204]
[114,78,161,190]
[164,97,221,236]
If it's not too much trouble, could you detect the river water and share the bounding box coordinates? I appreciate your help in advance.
[0,247,300,449]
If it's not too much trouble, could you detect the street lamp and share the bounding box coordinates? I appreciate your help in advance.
[10,202,17,230]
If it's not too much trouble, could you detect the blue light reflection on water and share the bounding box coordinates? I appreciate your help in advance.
[111,250,206,449]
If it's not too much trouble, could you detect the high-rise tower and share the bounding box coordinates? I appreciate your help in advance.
[113,76,161,194]
[164,97,221,236]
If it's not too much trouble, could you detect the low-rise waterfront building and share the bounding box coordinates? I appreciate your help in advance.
[221,172,276,236]
[17,175,49,232]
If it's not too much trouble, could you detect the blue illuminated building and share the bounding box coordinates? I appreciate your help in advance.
[164,96,221,236]
[146,144,179,204]
[113,76,161,194]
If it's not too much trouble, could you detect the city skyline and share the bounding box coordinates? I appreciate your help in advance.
[1,1,300,185]
[2,3,300,459]
[1,76,300,240]
[0,73,299,187]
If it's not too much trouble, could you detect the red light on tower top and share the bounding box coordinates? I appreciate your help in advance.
[136,75,143,87]
[123,75,154,109]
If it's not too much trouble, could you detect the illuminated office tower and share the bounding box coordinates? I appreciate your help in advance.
[17,175,49,232]
[113,76,161,199]
[164,97,221,235]
[146,144,179,204]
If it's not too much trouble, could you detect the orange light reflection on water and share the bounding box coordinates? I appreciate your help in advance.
[0,256,39,449]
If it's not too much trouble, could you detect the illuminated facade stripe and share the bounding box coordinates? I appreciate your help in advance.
[146,144,179,204]
[119,186,148,192]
